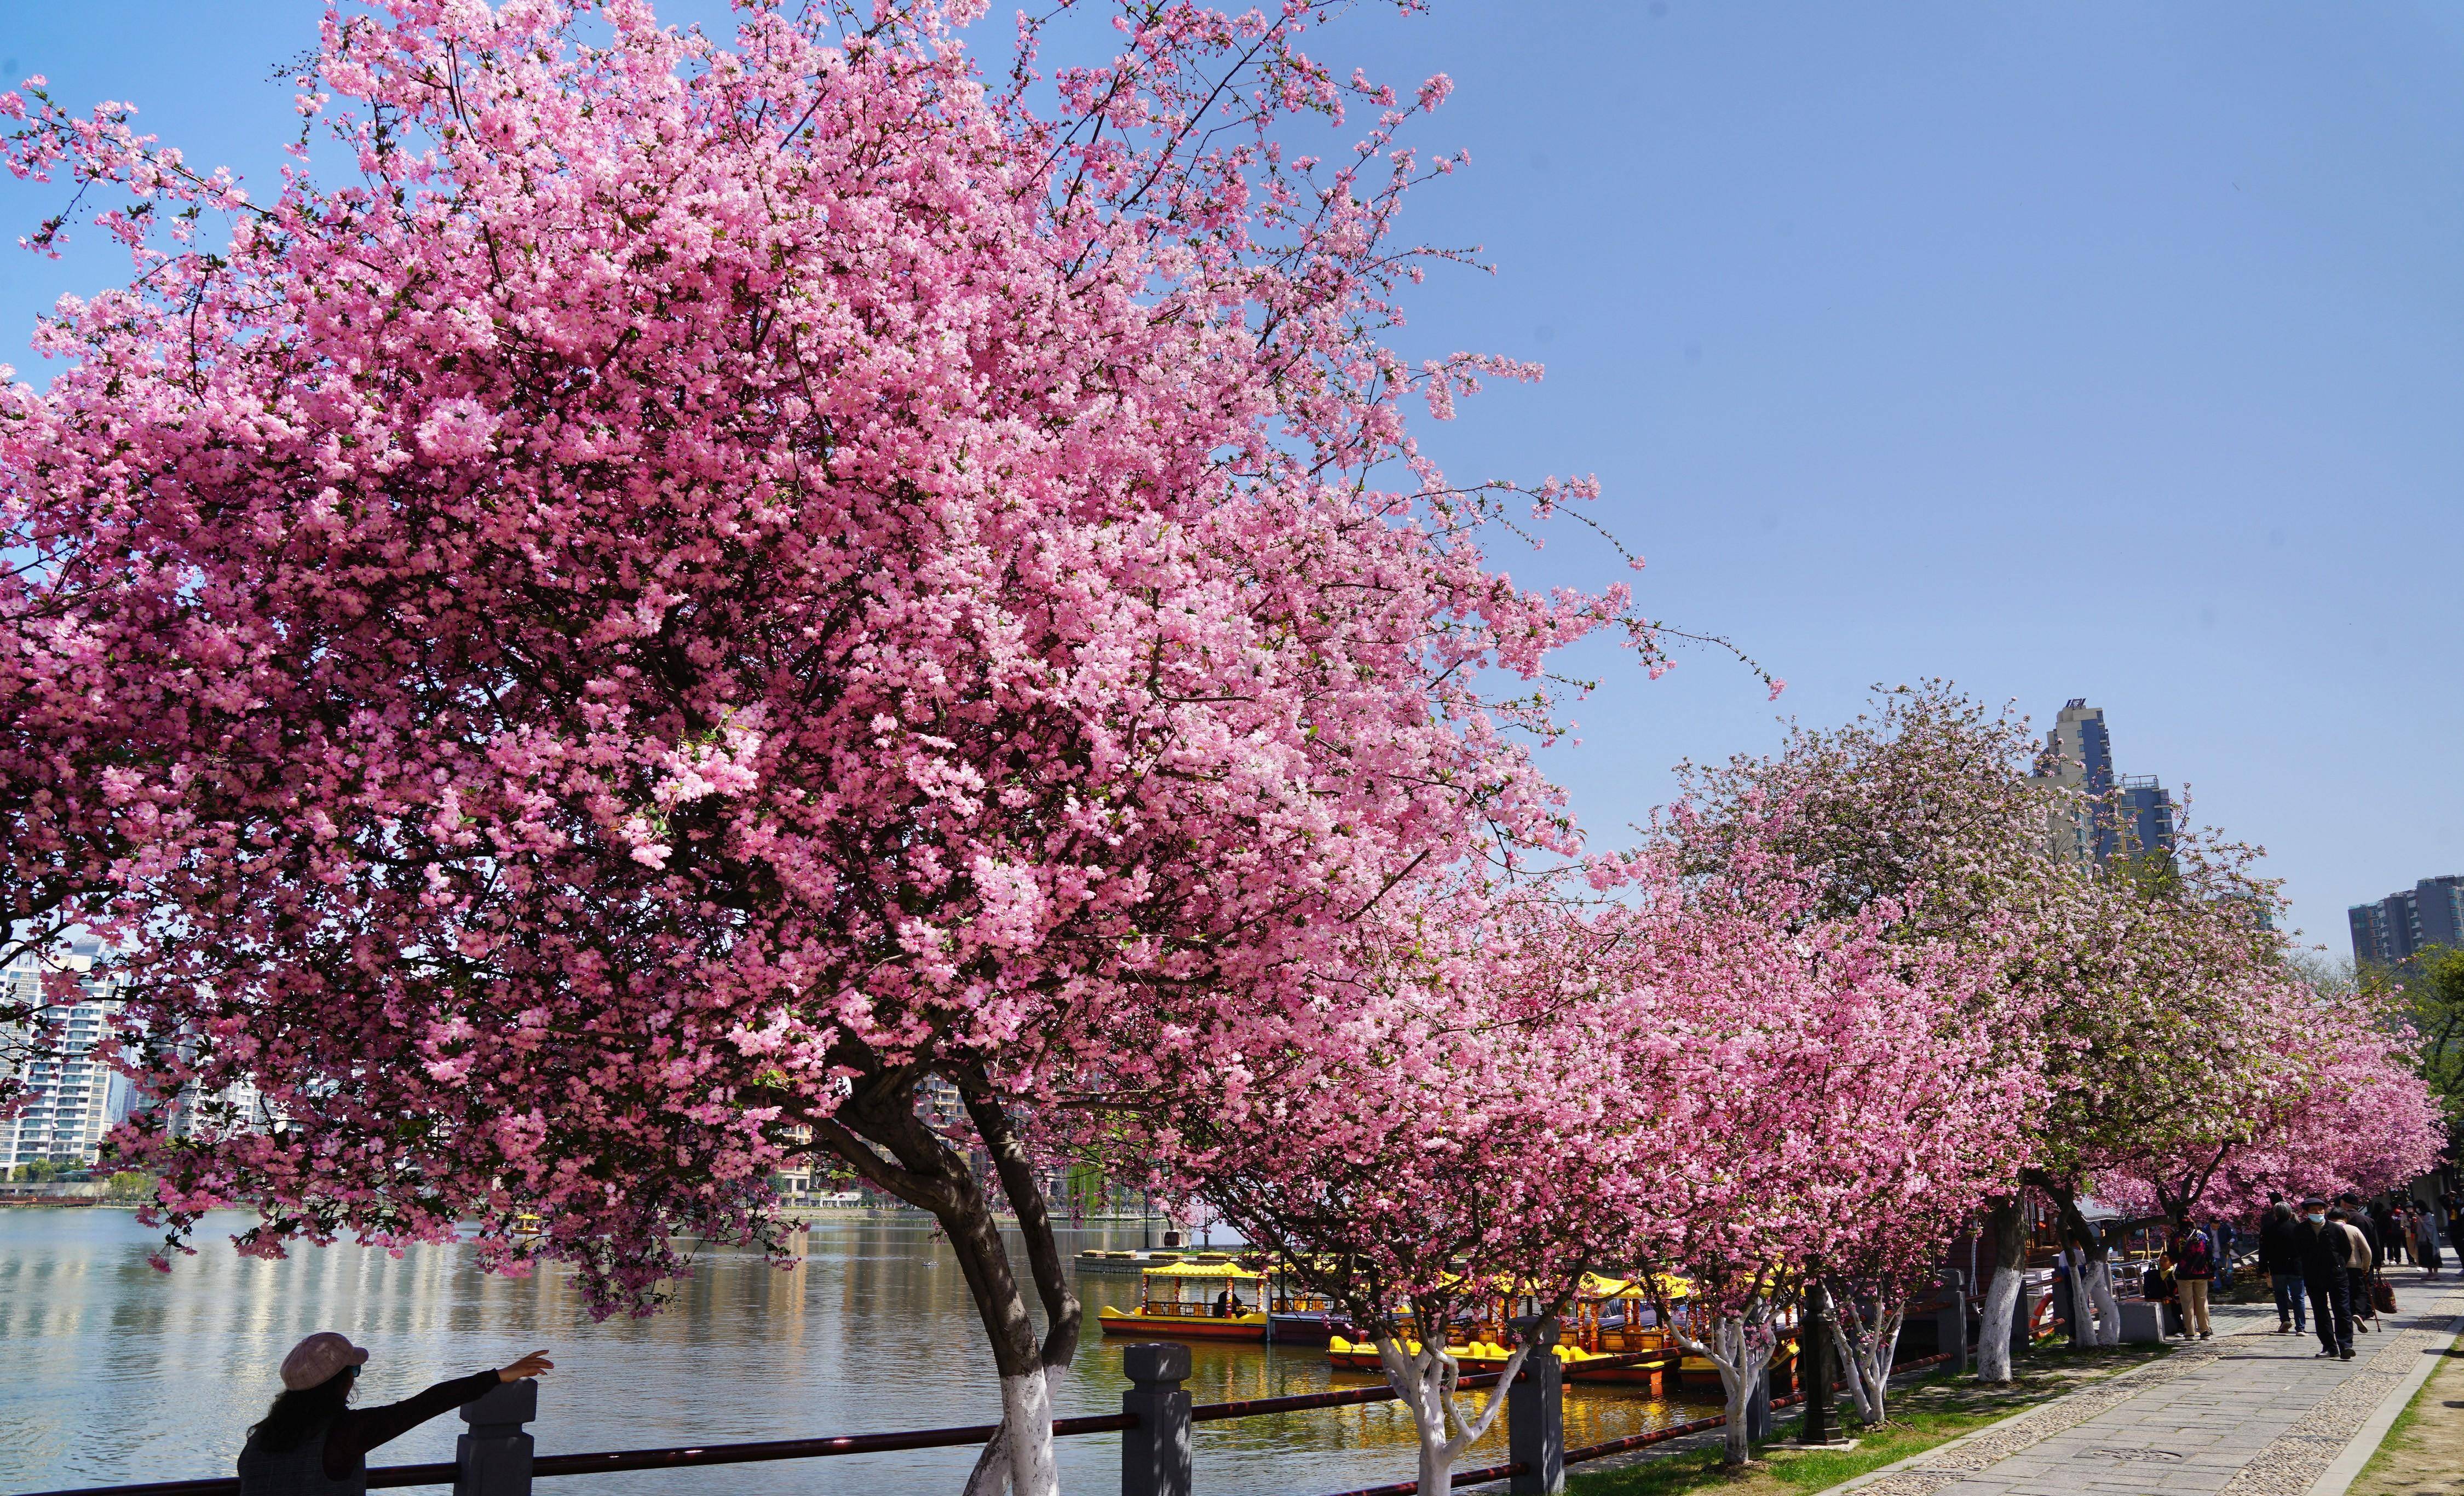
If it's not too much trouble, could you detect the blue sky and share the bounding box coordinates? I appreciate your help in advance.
[4,2,2458,952]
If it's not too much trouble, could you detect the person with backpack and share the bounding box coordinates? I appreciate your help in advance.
[2168,1224,2215,1340]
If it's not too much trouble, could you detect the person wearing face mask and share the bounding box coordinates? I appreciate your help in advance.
[2295,1198,2354,1360]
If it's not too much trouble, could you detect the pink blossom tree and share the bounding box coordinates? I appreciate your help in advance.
[2010,832,2321,1351]
[1607,822,2031,1454]
[1665,686,2058,1386]
[2096,998,2445,1223]
[0,4,1747,1489]
[1121,877,1665,1495]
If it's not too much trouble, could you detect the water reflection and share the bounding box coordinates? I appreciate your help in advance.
[0,1210,1717,1494]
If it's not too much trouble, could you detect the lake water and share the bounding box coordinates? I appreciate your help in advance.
[0,1208,1718,1495]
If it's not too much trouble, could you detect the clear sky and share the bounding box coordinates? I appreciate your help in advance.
[3,2,2458,953]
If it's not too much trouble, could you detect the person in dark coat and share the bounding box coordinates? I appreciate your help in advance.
[2296,1199,2354,1360]
[237,1333,552,1496]
[2260,1201,2305,1334]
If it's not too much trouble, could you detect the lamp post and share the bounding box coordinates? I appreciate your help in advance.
[1797,1278,1835,1446]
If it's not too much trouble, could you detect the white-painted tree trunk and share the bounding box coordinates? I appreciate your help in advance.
[2085,1256,2122,1348]
[1671,1310,1774,1464]
[1834,1295,1903,1425]
[963,1368,1062,1496]
[1372,1333,1532,1494]
[999,1370,1060,1496]
[1974,1264,2020,1383]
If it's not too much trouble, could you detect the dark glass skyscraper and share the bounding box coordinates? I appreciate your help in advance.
[2350,875,2464,966]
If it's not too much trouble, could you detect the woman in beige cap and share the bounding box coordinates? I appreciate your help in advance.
[237,1333,552,1495]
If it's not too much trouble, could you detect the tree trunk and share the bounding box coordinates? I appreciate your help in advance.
[1830,1290,1902,1425]
[2028,1172,2124,1349]
[1371,1331,1531,1494]
[1671,1309,1772,1465]
[2083,1255,2120,1348]
[1973,1195,2027,1383]
[805,1066,1081,1495]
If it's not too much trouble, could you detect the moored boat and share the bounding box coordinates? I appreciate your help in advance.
[1322,1272,1794,1395]
[1097,1261,1273,1340]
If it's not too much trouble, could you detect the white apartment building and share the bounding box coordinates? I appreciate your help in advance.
[2,943,137,1171]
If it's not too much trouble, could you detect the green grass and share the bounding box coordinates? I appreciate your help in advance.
[2350,1330,2464,1492]
[1565,1343,2174,1496]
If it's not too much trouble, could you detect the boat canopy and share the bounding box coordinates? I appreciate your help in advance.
[1579,1272,1690,1301]
[1142,1261,1269,1282]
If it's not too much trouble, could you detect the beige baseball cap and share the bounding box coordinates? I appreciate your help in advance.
[281,1332,371,1391]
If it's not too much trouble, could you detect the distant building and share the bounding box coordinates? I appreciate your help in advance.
[1,943,137,1172]
[2351,875,2464,967]
[2029,700,2177,870]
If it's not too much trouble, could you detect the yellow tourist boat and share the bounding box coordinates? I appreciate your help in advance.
[1097,1259,1275,1341]
[1325,1273,1789,1394]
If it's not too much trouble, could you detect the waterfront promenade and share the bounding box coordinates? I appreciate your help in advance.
[1823,1272,2464,1496]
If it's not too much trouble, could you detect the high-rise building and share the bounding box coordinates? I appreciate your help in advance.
[2350,875,2464,967]
[2029,700,2177,869]
[1,943,137,1171]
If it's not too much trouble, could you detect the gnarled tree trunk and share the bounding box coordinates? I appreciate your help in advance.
[807,1066,1081,1495]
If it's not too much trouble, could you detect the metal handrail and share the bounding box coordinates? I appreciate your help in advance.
[19,1350,1932,1496]
[13,1359,1539,1496]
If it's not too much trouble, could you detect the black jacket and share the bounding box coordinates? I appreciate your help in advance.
[2259,1214,2299,1273]
[237,1368,502,1487]
[2295,1219,2350,1280]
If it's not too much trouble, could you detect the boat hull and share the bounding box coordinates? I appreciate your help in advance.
[1098,1307,1269,1341]
[1269,1311,1345,1344]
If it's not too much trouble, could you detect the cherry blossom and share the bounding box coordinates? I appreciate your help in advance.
[2,4,1723,1489]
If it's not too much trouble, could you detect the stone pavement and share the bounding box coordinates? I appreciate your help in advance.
[1828,1268,2464,1496]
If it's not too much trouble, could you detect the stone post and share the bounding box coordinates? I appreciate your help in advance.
[1936,1270,1968,1375]
[1506,1315,1564,1495]
[454,1379,534,1496]
[1121,1343,1192,1496]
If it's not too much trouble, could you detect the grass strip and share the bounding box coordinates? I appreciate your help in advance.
[1565,1342,2174,1496]
[2350,1330,2464,1495]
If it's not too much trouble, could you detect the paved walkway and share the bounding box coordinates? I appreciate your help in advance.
[1834,1268,2464,1496]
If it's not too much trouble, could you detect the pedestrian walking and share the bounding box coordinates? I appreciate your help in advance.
[2297,1199,2355,1360]
[2419,1205,2445,1279]
[2169,1224,2215,1340]
[2341,1193,2384,1333]
[2375,1201,2404,1265]
[237,1334,553,1496]
[2260,1201,2305,1334]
